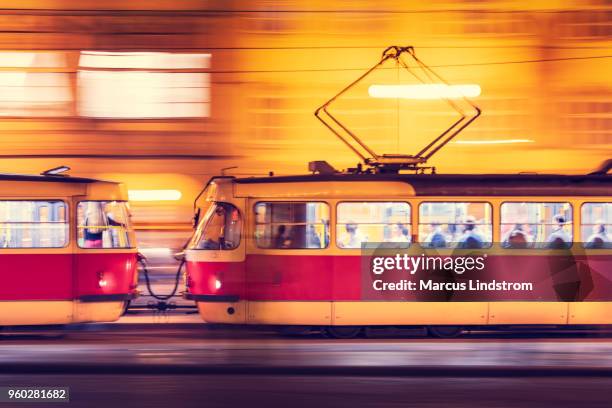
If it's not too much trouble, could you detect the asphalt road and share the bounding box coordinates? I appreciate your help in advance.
[1,374,611,408]
[1,326,612,407]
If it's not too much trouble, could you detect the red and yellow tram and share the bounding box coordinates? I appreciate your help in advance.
[184,165,611,337]
[0,171,138,326]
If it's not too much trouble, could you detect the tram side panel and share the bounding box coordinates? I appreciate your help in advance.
[189,248,612,327]
[246,253,334,325]
[0,250,74,325]
[567,250,612,324]
[0,191,76,326]
[353,250,612,326]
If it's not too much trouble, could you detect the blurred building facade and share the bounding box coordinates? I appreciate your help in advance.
[0,0,608,228]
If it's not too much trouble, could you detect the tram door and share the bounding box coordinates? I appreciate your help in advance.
[246,200,333,325]
[0,199,73,324]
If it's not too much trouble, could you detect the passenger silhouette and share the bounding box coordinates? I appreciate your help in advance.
[546,214,571,249]
[274,225,288,248]
[585,224,609,249]
[503,224,530,249]
[338,222,367,249]
[457,216,485,249]
[424,223,447,248]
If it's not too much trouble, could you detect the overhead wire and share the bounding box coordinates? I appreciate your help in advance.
[205,55,612,74]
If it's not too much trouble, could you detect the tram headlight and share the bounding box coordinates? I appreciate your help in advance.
[97,272,108,288]
[214,279,222,290]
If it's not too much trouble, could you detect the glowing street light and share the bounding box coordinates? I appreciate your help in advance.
[451,139,534,145]
[368,84,481,100]
[128,189,182,202]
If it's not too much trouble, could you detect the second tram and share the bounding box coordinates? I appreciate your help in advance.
[0,172,138,326]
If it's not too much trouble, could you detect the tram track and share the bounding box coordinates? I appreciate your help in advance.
[2,327,612,377]
[1,362,612,378]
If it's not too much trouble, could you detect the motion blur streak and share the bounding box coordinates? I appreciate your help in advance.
[452,139,535,145]
[77,51,211,119]
[368,84,482,99]
[79,51,211,69]
[0,51,70,117]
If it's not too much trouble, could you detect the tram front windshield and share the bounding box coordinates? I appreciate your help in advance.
[190,202,241,250]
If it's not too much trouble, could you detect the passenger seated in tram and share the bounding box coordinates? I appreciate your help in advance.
[424,223,447,248]
[585,223,610,249]
[337,222,367,249]
[502,223,532,249]
[546,214,572,249]
[457,216,486,249]
[391,223,411,243]
[273,225,289,248]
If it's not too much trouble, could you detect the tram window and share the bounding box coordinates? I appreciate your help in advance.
[336,202,411,249]
[189,202,241,250]
[254,202,329,249]
[0,201,67,248]
[500,202,572,249]
[418,202,492,249]
[581,203,611,249]
[77,201,132,249]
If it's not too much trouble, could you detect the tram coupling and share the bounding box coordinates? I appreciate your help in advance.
[128,250,191,313]
[146,300,177,312]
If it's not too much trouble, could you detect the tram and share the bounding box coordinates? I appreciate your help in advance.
[183,167,611,337]
[183,47,612,337]
[0,168,138,326]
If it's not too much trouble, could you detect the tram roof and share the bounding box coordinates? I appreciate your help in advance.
[232,173,611,197]
[0,173,127,200]
[0,173,101,184]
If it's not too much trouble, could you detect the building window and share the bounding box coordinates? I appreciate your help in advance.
[0,201,67,248]
[581,203,611,249]
[77,51,211,118]
[254,202,329,249]
[500,202,573,249]
[0,52,71,116]
[559,100,611,146]
[419,202,492,249]
[189,202,241,250]
[77,201,132,248]
[337,202,411,249]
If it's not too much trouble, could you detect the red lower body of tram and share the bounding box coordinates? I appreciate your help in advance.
[185,253,612,334]
[0,252,138,326]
